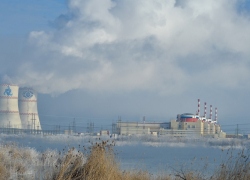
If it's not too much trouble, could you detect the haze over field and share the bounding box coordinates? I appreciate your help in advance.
[1,0,250,131]
[0,134,249,179]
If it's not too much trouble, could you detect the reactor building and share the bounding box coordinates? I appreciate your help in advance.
[160,99,225,138]
[0,84,42,130]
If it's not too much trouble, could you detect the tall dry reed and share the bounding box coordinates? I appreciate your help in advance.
[0,140,250,180]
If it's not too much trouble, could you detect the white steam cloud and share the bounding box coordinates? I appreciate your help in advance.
[2,0,250,95]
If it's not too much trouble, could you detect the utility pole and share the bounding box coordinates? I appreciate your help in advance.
[73,118,76,134]
[88,122,94,135]
[126,121,128,136]
[9,121,10,134]
[28,122,30,134]
[31,113,36,134]
[87,123,89,133]
[69,124,71,135]
[34,114,36,134]
[143,116,145,134]
[31,113,34,134]
[237,124,239,138]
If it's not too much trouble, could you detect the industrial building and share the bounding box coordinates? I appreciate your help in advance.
[112,99,226,138]
[159,119,225,138]
[0,84,42,131]
[112,120,170,135]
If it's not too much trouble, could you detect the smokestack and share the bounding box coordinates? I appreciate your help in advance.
[210,105,212,119]
[204,102,207,118]
[197,99,200,116]
[215,107,217,122]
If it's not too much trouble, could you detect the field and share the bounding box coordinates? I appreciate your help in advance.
[0,134,250,180]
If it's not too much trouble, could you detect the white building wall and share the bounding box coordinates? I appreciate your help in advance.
[0,84,22,128]
[211,124,215,134]
[18,88,42,130]
[120,126,150,135]
[204,122,210,135]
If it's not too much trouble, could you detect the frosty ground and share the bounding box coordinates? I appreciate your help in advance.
[0,133,249,176]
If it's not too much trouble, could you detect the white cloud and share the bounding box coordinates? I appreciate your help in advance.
[2,0,250,95]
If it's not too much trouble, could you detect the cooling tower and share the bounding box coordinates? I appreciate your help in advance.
[18,88,42,130]
[0,84,22,128]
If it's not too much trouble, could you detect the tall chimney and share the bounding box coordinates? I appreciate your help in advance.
[204,102,207,118]
[197,99,200,116]
[210,105,212,119]
[215,107,217,122]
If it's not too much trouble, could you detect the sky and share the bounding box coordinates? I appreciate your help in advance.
[1,0,250,133]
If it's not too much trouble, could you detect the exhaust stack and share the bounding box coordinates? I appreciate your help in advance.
[210,105,212,120]
[215,107,217,122]
[204,102,207,118]
[197,99,200,116]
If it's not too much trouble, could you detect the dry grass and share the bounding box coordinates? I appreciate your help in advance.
[0,140,250,180]
[52,140,154,180]
[0,164,9,180]
[0,143,34,180]
[211,149,250,180]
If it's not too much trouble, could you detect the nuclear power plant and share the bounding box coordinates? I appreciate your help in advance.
[112,99,226,138]
[0,84,42,131]
[0,85,227,138]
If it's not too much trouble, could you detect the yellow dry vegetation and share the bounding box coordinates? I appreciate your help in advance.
[0,140,250,180]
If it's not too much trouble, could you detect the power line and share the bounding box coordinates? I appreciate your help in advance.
[39,114,113,120]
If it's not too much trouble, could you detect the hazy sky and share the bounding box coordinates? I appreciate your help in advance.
[1,0,250,133]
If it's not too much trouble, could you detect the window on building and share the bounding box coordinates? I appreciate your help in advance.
[192,125,195,128]
[188,125,190,128]
[179,125,181,129]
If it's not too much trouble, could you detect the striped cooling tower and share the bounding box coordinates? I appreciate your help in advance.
[18,88,42,130]
[0,84,22,128]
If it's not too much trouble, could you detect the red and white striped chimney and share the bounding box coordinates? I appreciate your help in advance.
[215,107,217,122]
[204,102,207,118]
[197,99,200,116]
[210,105,212,119]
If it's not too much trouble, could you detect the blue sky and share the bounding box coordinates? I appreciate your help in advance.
[1,0,250,133]
[0,0,67,36]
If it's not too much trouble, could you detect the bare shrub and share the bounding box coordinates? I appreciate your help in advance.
[211,149,250,180]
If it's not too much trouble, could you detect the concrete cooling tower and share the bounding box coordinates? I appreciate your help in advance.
[18,88,42,130]
[0,84,22,128]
